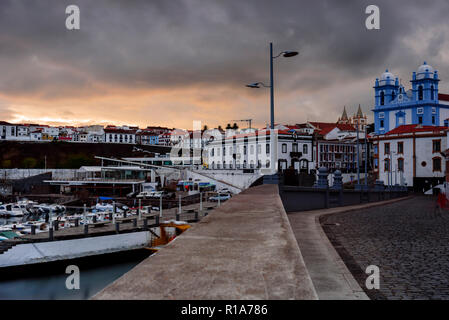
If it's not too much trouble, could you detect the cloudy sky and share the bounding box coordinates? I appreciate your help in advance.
[1,0,449,129]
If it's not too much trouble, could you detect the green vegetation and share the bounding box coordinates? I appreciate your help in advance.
[62,153,95,169]
[22,157,38,168]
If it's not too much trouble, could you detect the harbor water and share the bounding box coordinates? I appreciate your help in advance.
[0,214,152,300]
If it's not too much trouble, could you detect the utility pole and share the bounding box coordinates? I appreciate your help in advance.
[364,126,368,187]
[356,122,360,185]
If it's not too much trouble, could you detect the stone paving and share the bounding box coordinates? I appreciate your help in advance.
[322,195,449,300]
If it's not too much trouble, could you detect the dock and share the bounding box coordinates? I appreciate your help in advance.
[93,184,318,300]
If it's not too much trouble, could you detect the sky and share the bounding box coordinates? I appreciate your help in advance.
[1,0,449,129]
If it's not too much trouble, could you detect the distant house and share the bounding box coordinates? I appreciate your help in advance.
[29,130,43,141]
[104,127,137,144]
[374,124,447,189]
[136,131,159,145]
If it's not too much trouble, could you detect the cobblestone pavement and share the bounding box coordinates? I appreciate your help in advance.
[322,196,449,300]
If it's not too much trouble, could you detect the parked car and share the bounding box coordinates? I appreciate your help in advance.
[136,191,155,199]
[126,191,139,198]
[208,193,231,202]
[217,188,232,194]
[151,191,163,198]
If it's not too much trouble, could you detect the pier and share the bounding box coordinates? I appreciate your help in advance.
[94,184,318,300]
[0,200,219,267]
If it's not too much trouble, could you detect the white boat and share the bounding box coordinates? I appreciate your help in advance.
[0,203,25,217]
[34,203,66,215]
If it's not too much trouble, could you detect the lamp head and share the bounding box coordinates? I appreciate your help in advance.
[282,51,299,58]
[246,83,260,88]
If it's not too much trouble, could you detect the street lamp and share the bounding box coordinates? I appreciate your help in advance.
[246,42,298,174]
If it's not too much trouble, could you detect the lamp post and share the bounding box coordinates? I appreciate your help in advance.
[246,42,298,174]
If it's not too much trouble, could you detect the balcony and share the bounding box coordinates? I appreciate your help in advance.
[290,152,303,158]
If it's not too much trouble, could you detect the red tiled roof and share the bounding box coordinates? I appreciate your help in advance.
[224,129,297,140]
[104,128,137,134]
[308,122,356,136]
[439,93,449,102]
[385,124,447,135]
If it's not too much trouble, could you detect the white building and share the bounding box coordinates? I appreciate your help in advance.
[104,127,136,144]
[0,121,19,141]
[374,124,447,189]
[205,129,314,172]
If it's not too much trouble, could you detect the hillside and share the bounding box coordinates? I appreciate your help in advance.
[0,141,171,169]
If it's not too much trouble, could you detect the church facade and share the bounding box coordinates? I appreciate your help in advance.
[372,62,449,190]
[373,62,449,135]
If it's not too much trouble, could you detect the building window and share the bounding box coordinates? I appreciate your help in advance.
[266,144,270,154]
[282,143,287,153]
[397,142,403,154]
[380,91,385,105]
[384,143,390,155]
[417,107,424,114]
[433,157,442,172]
[303,144,308,154]
[391,91,396,101]
[418,116,423,124]
[250,145,254,155]
[243,145,247,155]
[431,85,435,100]
[432,116,436,125]
[384,158,390,172]
[380,120,384,128]
[418,85,423,100]
[433,139,441,153]
[292,143,298,152]
[398,158,404,172]
[257,144,261,154]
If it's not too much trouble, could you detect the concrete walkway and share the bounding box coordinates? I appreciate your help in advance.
[287,196,412,300]
[94,184,318,300]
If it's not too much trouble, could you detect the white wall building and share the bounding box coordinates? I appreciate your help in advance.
[205,129,314,172]
[374,124,447,188]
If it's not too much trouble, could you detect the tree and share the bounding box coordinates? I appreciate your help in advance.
[22,157,38,169]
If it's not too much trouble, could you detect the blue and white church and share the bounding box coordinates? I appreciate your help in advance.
[373,62,449,134]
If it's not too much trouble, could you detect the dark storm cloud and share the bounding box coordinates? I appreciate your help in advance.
[2,0,449,124]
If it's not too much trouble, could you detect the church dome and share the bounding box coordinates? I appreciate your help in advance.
[416,61,434,79]
[379,69,395,85]
[417,61,434,74]
[381,69,395,81]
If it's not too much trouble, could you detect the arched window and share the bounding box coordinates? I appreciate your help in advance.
[431,85,435,100]
[380,91,385,105]
[303,144,308,154]
[282,143,287,153]
[391,91,396,101]
[418,85,423,100]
